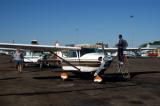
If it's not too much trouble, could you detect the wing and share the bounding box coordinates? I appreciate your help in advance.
[0,48,17,51]
[0,43,81,51]
[102,47,156,52]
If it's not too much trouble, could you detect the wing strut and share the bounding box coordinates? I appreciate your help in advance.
[94,60,105,76]
[94,43,106,76]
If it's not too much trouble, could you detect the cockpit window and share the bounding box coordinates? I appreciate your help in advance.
[62,50,77,58]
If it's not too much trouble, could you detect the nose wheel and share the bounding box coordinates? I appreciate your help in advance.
[94,75,103,83]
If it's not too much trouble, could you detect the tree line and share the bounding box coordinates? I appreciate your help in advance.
[139,40,160,47]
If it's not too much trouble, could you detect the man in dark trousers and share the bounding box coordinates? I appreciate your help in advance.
[116,34,128,65]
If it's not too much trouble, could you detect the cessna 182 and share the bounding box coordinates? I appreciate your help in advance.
[0,42,155,82]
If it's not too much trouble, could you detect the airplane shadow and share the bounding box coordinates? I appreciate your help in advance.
[1,72,159,97]
[102,71,160,83]
[130,71,160,78]
[33,75,78,81]
[23,69,47,73]
[33,71,160,83]
[34,76,61,80]
[0,77,21,81]
[33,71,93,81]
[23,68,62,73]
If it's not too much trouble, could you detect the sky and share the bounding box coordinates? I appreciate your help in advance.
[0,0,160,47]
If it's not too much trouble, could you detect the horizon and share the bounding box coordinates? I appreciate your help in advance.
[0,0,160,47]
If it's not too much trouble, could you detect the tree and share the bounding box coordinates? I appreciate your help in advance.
[152,41,160,45]
[139,40,160,47]
[139,43,148,48]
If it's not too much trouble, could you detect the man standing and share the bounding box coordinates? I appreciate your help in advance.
[14,49,24,72]
[116,34,128,64]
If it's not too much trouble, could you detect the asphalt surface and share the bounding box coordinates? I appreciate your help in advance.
[0,55,160,106]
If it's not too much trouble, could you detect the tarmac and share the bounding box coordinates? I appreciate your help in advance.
[0,55,160,106]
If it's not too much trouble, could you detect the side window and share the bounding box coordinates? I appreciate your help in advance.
[62,51,77,58]
[68,51,77,57]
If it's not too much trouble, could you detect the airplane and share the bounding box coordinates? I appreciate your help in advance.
[0,42,156,83]
[0,47,44,65]
[23,50,44,66]
[23,40,44,65]
[0,48,17,55]
[0,40,47,65]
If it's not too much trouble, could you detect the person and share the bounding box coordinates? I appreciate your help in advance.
[116,34,128,65]
[14,49,24,72]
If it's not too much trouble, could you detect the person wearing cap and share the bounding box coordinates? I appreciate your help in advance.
[116,34,128,65]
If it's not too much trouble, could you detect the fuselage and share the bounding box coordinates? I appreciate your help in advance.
[61,48,112,72]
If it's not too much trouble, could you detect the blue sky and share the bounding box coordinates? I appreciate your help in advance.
[0,0,160,47]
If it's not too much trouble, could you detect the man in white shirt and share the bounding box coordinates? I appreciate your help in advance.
[14,49,24,72]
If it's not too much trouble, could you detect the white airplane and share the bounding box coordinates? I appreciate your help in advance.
[23,50,44,65]
[0,47,44,65]
[0,42,156,82]
[0,48,17,55]
[23,40,44,65]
